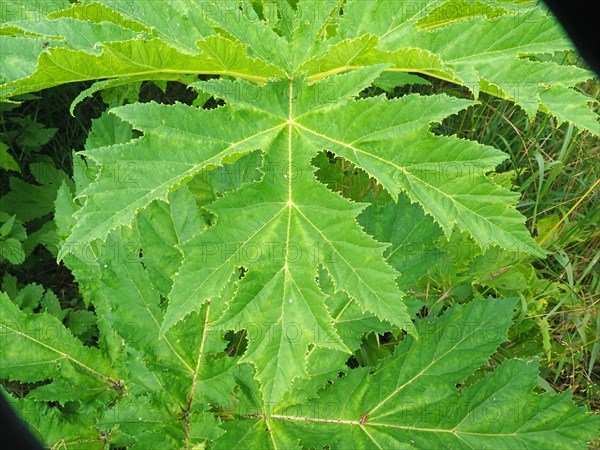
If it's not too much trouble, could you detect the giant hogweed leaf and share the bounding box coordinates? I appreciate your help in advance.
[0,292,119,404]
[175,71,540,400]
[217,297,600,449]
[298,93,543,256]
[53,115,235,447]
[67,64,542,403]
[166,70,416,404]
[57,101,282,260]
[1,36,283,99]
[2,392,104,449]
[2,0,596,132]
[331,1,597,132]
[91,231,234,447]
[50,250,227,447]
[165,69,541,403]
[97,229,239,447]
[93,224,236,403]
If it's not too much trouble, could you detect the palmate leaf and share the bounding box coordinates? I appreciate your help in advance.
[0,230,232,448]
[48,115,237,447]
[2,1,598,448]
[56,55,539,406]
[2,112,235,448]
[51,6,548,402]
[166,69,417,405]
[91,229,234,448]
[1,0,596,132]
[333,1,597,133]
[0,292,117,394]
[217,298,600,449]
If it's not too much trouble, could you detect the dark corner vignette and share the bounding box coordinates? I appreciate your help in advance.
[0,391,45,449]
[542,0,600,76]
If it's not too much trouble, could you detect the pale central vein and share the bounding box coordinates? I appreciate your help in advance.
[185,299,212,447]
[0,322,116,385]
[368,317,492,418]
[293,121,522,245]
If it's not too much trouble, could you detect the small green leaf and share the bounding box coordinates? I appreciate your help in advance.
[0,142,20,173]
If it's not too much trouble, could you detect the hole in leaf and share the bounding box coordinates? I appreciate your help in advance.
[416,305,429,319]
[345,355,359,369]
[224,329,248,356]
[311,151,388,203]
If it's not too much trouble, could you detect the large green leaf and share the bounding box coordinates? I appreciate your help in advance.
[57,59,544,405]
[49,113,237,447]
[0,292,118,402]
[216,298,600,449]
[1,1,597,448]
[336,2,597,132]
[166,70,416,404]
[1,0,596,134]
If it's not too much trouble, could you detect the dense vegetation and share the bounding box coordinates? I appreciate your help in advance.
[1,1,598,448]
